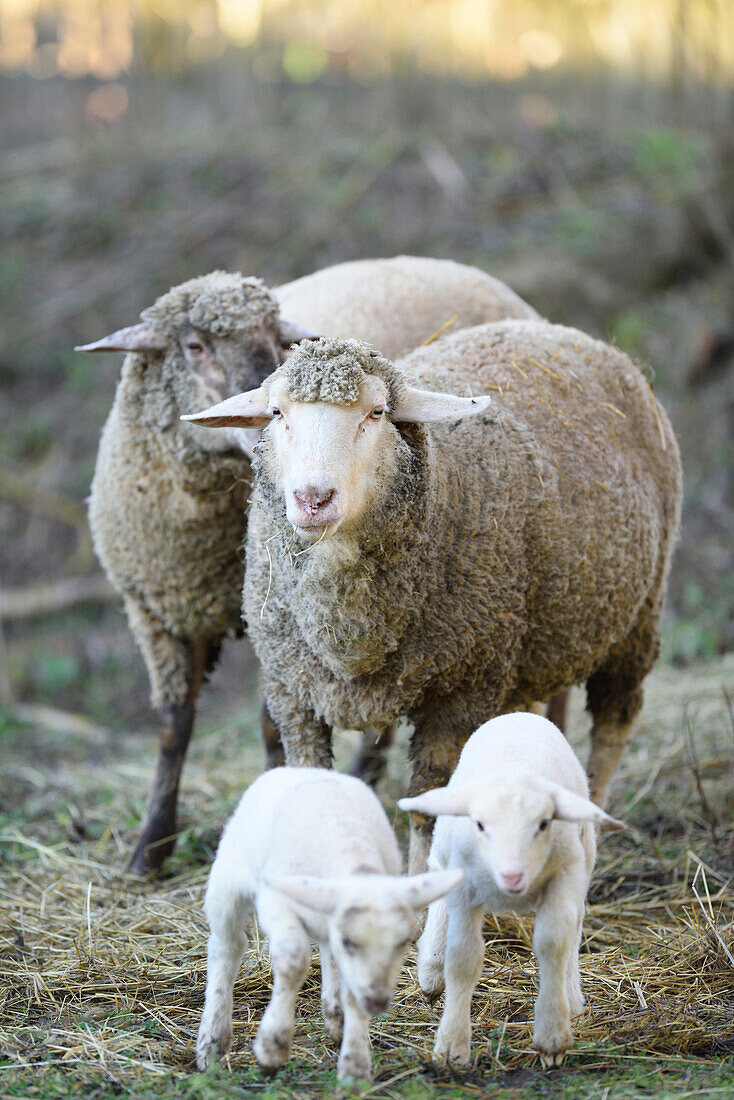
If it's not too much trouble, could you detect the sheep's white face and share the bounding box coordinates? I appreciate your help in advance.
[265,375,398,536]
[266,869,464,1016]
[329,895,415,1016]
[467,787,557,897]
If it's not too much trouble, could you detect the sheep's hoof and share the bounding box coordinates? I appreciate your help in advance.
[538,1049,567,1069]
[422,985,444,1006]
[253,1026,291,1072]
[337,1052,372,1084]
[433,1030,471,1069]
[196,1031,230,1071]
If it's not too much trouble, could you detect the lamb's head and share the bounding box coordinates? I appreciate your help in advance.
[266,869,463,1015]
[76,271,318,451]
[400,778,623,898]
[182,337,491,536]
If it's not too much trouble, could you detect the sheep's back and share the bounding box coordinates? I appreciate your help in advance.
[274,256,539,361]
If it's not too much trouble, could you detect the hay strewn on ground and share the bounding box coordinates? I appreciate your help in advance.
[1,656,733,1095]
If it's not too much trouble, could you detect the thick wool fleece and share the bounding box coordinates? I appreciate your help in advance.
[91,263,537,711]
[244,320,682,777]
[274,255,539,359]
[283,339,409,409]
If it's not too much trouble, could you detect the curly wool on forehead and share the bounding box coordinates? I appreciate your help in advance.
[284,337,407,407]
[140,271,279,338]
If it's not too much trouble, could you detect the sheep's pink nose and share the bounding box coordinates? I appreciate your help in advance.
[293,485,335,515]
[499,872,524,893]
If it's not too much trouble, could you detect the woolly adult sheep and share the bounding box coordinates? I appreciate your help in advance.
[185,320,681,873]
[400,713,624,1067]
[197,767,463,1082]
[83,261,538,873]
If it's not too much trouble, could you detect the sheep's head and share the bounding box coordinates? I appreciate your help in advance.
[266,869,463,1016]
[75,271,318,451]
[182,337,491,536]
[400,778,624,898]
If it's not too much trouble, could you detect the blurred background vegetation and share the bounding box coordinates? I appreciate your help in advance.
[1,0,733,733]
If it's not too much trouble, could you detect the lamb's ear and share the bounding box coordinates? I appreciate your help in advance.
[401,868,465,911]
[551,787,626,831]
[181,386,271,429]
[278,318,321,348]
[391,387,491,423]
[398,784,475,819]
[264,874,338,914]
[75,323,167,353]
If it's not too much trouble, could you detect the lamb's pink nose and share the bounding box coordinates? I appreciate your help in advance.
[293,485,335,516]
[499,872,524,893]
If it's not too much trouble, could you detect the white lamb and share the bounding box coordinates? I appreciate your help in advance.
[398,713,624,1068]
[197,767,463,1082]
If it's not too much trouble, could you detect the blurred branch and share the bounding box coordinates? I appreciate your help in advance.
[0,575,116,622]
[5,703,111,744]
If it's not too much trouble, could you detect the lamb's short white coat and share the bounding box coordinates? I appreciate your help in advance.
[197,767,463,1082]
[399,713,623,1068]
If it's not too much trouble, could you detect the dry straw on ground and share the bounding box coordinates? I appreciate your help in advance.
[1,656,733,1091]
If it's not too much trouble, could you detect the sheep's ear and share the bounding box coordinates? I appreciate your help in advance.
[75,323,167,353]
[401,868,465,911]
[264,874,339,914]
[180,386,271,429]
[278,318,321,349]
[552,787,626,831]
[391,387,491,424]
[398,784,474,819]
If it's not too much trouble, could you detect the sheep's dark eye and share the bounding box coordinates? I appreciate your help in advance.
[475,820,485,833]
[186,340,204,353]
[270,408,282,418]
[369,407,385,420]
[341,936,356,953]
[538,818,550,833]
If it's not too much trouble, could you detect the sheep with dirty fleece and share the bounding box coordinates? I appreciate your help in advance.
[185,320,681,876]
[399,713,624,1068]
[82,260,538,874]
[196,767,463,1082]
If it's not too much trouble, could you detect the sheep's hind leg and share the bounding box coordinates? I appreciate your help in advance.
[586,599,661,808]
[129,630,213,874]
[417,897,449,1002]
[261,699,285,770]
[347,724,394,788]
[320,945,344,1043]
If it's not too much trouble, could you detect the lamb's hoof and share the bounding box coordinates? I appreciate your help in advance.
[322,1002,344,1044]
[253,1026,291,1072]
[422,985,444,1006]
[433,1030,471,1069]
[538,1048,567,1069]
[196,1030,231,1070]
[337,1051,372,1084]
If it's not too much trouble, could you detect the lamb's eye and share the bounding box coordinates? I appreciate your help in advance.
[369,407,385,420]
[341,936,356,953]
[475,820,485,833]
[538,818,550,833]
[270,407,282,419]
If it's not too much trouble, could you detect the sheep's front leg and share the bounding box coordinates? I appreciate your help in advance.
[320,945,344,1043]
[337,985,372,1082]
[264,678,333,769]
[197,885,251,1069]
[253,921,311,1072]
[434,900,484,1068]
[532,875,585,1067]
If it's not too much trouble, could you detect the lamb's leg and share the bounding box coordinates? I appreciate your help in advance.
[126,598,214,873]
[347,724,394,788]
[532,874,585,1067]
[586,596,661,808]
[264,679,333,769]
[433,899,484,1068]
[261,699,285,770]
[253,912,311,1072]
[565,909,585,1020]
[417,897,449,1002]
[197,878,252,1069]
[320,945,344,1043]
[338,985,372,1082]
